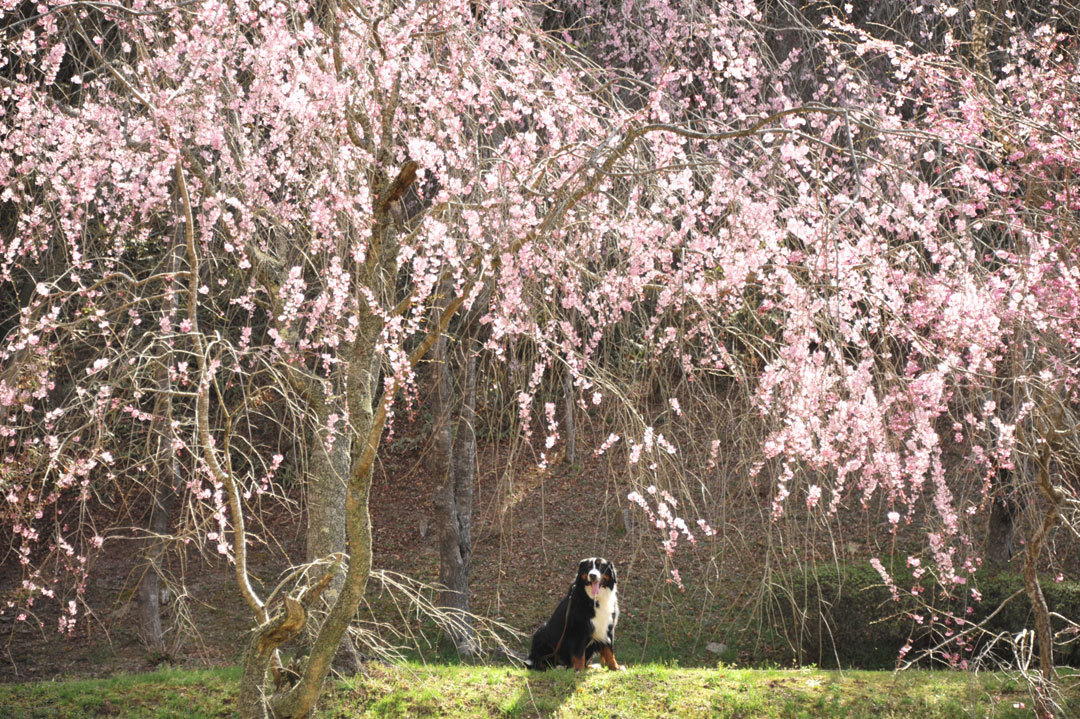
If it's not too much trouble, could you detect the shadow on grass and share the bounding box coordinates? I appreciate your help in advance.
[502,667,587,719]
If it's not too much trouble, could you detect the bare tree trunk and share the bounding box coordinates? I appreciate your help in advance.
[1017,412,1066,719]
[306,383,349,576]
[431,318,477,654]
[137,513,167,653]
[303,375,362,671]
[137,249,181,655]
[1023,496,1060,719]
[137,404,178,653]
[1025,458,1062,683]
[237,152,424,715]
[985,468,1018,568]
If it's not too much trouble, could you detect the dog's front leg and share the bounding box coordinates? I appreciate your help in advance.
[571,654,587,671]
[597,645,620,671]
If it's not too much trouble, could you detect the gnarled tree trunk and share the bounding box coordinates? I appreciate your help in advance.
[234,154,422,718]
[238,311,383,719]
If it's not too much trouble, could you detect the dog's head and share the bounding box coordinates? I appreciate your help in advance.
[577,557,617,598]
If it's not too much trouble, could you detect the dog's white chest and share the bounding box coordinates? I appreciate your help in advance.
[590,586,618,643]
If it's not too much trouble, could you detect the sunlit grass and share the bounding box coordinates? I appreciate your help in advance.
[2,663,1076,718]
[327,663,1077,719]
[0,666,240,718]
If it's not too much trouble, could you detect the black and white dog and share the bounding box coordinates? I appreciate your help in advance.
[525,557,621,671]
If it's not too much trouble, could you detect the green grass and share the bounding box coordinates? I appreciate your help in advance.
[0,666,240,718]
[2,664,1077,718]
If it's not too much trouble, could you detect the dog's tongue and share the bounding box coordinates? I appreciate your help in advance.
[590,580,600,598]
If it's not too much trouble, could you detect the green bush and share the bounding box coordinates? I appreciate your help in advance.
[772,562,1080,669]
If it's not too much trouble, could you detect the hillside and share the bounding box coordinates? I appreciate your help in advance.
[0,420,727,681]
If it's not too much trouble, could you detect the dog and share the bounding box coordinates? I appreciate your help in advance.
[525,557,621,671]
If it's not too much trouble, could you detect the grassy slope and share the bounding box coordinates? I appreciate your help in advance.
[2,664,1077,719]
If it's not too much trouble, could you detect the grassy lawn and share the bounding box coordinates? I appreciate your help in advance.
[0,666,241,719]
[1,663,1076,718]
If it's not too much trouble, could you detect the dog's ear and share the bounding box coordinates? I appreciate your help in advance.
[607,561,617,585]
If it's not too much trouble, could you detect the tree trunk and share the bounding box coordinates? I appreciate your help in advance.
[233,155,426,718]
[137,249,181,655]
[985,468,1018,568]
[1025,462,1062,683]
[1022,500,1060,719]
[1018,414,1066,719]
[137,426,178,653]
[303,374,361,670]
[306,383,349,576]
[239,314,383,719]
[431,323,477,654]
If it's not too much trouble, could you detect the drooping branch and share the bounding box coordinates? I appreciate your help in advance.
[176,158,266,621]
[356,104,855,486]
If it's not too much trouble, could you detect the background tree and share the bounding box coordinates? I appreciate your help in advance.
[427,280,484,655]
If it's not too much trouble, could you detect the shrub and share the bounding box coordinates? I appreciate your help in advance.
[772,562,1080,669]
